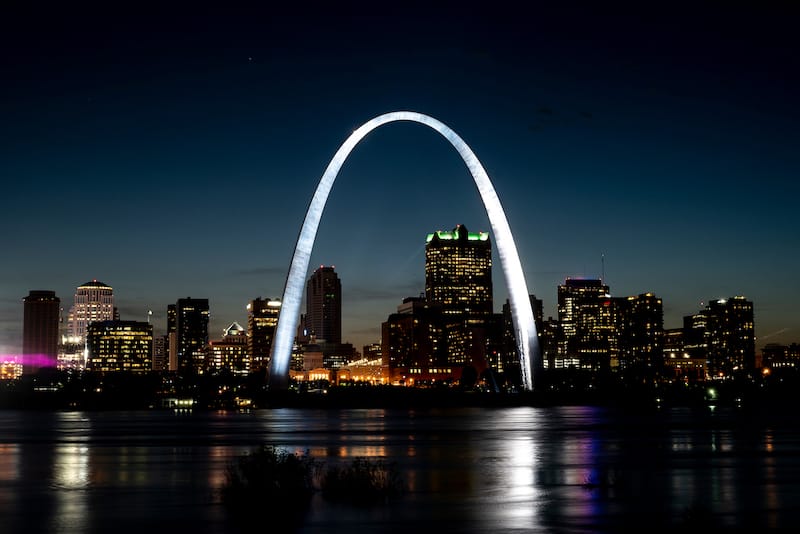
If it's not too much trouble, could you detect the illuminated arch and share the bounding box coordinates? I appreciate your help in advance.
[268,111,540,390]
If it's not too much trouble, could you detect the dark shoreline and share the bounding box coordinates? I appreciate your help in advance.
[3,366,798,412]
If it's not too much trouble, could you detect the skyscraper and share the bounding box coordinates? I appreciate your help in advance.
[557,278,616,371]
[22,290,60,374]
[247,297,281,373]
[423,224,495,369]
[305,266,341,344]
[614,292,664,372]
[62,280,115,369]
[175,297,210,374]
[706,296,755,376]
[425,224,492,323]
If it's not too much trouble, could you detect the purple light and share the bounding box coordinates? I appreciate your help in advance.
[0,354,58,367]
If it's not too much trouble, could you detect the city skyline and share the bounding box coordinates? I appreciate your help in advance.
[2,4,799,357]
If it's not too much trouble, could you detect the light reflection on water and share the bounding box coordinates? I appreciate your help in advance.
[0,405,799,532]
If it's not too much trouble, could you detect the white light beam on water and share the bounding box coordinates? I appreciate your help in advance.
[268,111,540,391]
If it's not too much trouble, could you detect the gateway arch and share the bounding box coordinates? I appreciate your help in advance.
[268,111,541,391]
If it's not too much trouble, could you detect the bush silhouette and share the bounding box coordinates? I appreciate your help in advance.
[320,457,404,505]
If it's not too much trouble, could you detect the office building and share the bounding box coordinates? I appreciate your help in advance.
[247,297,281,373]
[424,224,495,368]
[706,296,755,376]
[22,290,60,374]
[61,280,115,369]
[425,224,492,323]
[175,297,210,374]
[207,322,249,375]
[614,292,664,372]
[86,320,153,372]
[305,266,341,344]
[556,278,616,371]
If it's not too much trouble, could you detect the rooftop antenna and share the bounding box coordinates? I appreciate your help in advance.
[601,253,605,284]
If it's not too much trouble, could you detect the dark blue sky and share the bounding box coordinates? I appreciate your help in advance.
[2,2,799,355]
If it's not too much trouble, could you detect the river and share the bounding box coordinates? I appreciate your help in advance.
[1,404,798,532]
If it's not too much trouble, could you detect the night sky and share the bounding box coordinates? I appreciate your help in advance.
[2,2,799,357]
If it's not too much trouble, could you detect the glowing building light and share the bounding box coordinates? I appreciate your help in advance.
[267,111,540,391]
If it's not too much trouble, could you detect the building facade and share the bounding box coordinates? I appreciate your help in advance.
[305,266,342,344]
[706,296,755,376]
[62,280,116,369]
[175,298,210,374]
[22,290,60,374]
[86,320,153,372]
[556,278,616,371]
[424,224,494,369]
[614,292,664,373]
[425,224,492,324]
[247,297,281,373]
[207,322,249,375]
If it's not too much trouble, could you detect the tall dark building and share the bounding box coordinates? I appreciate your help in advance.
[166,303,177,371]
[247,297,281,372]
[425,224,493,324]
[706,296,755,376]
[22,290,60,374]
[175,298,209,374]
[305,266,341,344]
[614,293,664,373]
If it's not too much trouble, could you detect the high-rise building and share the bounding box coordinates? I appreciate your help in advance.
[425,224,492,324]
[614,292,664,372]
[22,290,60,374]
[166,304,177,371]
[62,280,115,369]
[305,266,341,344]
[86,320,153,372]
[152,334,168,371]
[556,278,616,371]
[706,296,755,376]
[424,224,495,369]
[175,297,209,374]
[207,322,249,375]
[247,297,281,373]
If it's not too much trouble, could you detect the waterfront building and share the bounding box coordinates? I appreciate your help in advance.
[382,296,448,383]
[762,343,800,370]
[152,334,167,371]
[22,290,60,374]
[305,266,341,344]
[247,297,281,373]
[166,304,177,371]
[614,293,664,373]
[425,224,492,323]
[556,278,617,371]
[207,322,249,375]
[86,320,153,372]
[664,327,706,381]
[60,280,115,369]
[706,296,755,376]
[175,297,209,374]
[424,224,495,368]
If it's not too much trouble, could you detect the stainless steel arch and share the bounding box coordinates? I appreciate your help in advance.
[268,111,540,391]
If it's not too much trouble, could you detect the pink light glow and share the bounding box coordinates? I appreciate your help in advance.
[0,354,58,367]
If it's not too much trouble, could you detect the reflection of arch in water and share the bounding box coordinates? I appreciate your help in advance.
[268,111,541,390]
